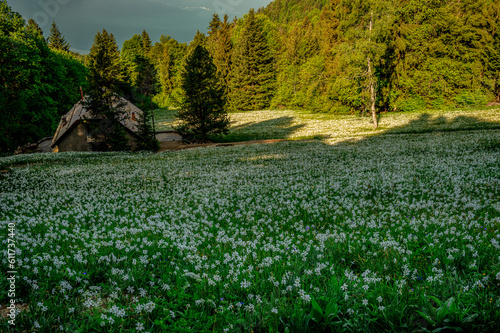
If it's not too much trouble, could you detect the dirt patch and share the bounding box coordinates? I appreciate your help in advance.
[0,303,29,319]
[159,139,286,152]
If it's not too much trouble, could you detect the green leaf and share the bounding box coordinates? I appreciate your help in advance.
[417,310,437,326]
[311,299,323,316]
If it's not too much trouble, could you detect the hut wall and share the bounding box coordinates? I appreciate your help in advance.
[53,122,91,152]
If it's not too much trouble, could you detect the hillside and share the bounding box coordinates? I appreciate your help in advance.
[255,0,500,114]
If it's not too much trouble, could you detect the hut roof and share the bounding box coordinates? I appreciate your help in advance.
[51,97,143,147]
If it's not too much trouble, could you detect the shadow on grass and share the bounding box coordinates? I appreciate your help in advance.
[211,116,329,143]
[380,113,500,135]
[336,113,500,150]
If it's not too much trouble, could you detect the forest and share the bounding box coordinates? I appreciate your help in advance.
[1,0,499,152]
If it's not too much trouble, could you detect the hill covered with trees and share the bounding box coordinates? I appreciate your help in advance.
[262,0,500,114]
[144,0,500,115]
[2,0,499,151]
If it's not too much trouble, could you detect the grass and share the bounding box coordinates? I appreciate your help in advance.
[0,109,499,332]
[152,107,500,143]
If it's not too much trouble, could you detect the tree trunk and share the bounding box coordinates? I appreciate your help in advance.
[367,57,377,129]
[368,11,378,129]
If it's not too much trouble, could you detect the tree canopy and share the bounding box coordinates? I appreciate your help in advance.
[0,1,86,152]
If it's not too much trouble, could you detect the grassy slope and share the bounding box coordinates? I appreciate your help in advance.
[153,108,500,143]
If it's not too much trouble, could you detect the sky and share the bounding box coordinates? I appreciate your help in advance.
[9,0,273,54]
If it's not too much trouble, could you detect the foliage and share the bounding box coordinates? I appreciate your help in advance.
[417,295,479,332]
[175,44,229,141]
[262,0,500,114]
[135,107,160,152]
[206,14,233,101]
[0,1,86,152]
[85,29,130,151]
[26,18,43,38]
[229,9,275,111]
[175,44,229,140]
[47,20,70,51]
[1,128,499,332]
[149,35,187,108]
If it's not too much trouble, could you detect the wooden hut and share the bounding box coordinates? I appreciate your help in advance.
[51,97,143,152]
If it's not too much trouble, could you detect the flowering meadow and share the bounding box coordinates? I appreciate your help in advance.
[1,128,500,332]
[154,107,500,144]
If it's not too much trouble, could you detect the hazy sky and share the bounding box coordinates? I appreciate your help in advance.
[9,0,273,54]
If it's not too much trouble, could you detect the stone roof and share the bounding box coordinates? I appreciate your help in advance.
[52,97,143,147]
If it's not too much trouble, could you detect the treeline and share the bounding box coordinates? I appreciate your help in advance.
[266,0,500,113]
[0,1,86,152]
[122,0,499,116]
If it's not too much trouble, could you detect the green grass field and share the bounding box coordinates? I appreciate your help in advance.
[1,109,500,332]
[153,107,500,143]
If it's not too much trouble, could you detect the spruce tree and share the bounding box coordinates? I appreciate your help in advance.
[121,34,143,87]
[208,14,222,37]
[190,30,207,50]
[27,19,43,38]
[207,14,233,101]
[85,29,130,151]
[47,21,70,51]
[141,29,152,56]
[136,108,159,152]
[229,9,275,111]
[175,45,229,141]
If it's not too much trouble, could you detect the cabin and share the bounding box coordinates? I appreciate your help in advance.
[51,98,143,152]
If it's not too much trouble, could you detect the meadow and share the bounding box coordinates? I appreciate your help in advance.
[1,109,500,332]
[154,107,500,143]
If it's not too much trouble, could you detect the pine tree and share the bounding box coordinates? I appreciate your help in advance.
[141,29,152,56]
[27,18,43,38]
[175,45,229,141]
[229,9,275,111]
[208,14,222,37]
[136,107,159,151]
[85,29,129,151]
[208,14,233,100]
[47,21,70,51]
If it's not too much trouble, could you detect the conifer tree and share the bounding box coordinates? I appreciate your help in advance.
[27,19,43,38]
[85,29,129,151]
[47,21,70,51]
[141,29,152,56]
[149,35,187,107]
[121,34,143,87]
[136,108,159,152]
[190,30,207,49]
[175,45,229,141]
[229,9,275,111]
[209,14,233,100]
[208,14,221,37]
